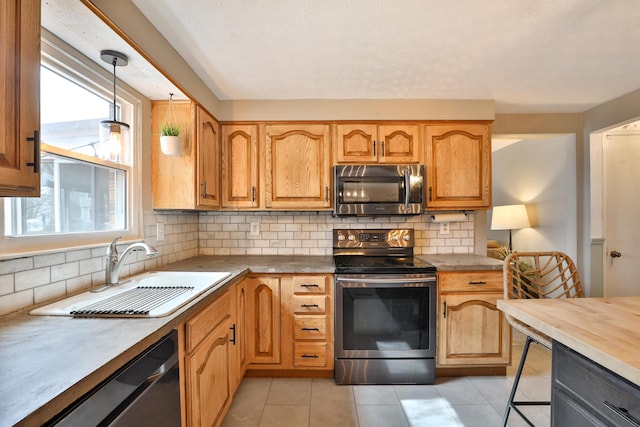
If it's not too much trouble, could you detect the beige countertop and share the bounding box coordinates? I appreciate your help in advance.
[0,253,496,426]
[420,254,504,271]
[497,297,640,387]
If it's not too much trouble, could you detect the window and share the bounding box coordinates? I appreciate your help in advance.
[1,37,141,254]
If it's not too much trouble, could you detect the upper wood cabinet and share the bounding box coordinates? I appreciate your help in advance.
[335,123,421,164]
[265,124,332,209]
[197,107,221,208]
[425,123,491,210]
[0,0,40,197]
[152,100,220,210]
[221,124,259,209]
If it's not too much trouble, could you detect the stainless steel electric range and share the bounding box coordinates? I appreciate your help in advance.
[333,228,437,385]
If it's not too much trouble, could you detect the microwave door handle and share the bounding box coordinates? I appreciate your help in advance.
[403,170,410,209]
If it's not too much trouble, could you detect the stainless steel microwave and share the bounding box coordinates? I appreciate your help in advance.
[334,165,425,216]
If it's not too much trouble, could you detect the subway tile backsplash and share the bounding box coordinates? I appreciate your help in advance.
[0,210,473,316]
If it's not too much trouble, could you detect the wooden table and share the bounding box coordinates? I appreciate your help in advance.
[497,297,640,387]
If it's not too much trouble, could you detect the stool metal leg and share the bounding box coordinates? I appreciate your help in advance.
[501,336,550,427]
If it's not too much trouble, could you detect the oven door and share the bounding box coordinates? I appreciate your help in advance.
[335,274,436,359]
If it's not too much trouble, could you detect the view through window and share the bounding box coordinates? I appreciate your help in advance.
[4,66,131,236]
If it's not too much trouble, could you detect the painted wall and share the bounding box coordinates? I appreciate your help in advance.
[489,135,578,261]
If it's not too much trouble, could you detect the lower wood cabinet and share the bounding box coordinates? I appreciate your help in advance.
[245,273,334,372]
[245,276,281,364]
[437,270,510,367]
[184,288,235,427]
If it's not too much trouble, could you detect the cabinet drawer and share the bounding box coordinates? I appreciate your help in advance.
[185,288,232,353]
[292,276,327,294]
[438,271,503,292]
[293,316,327,340]
[553,342,640,426]
[294,343,328,367]
[292,295,327,314]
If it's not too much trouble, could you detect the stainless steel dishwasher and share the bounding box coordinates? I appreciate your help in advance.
[47,330,180,427]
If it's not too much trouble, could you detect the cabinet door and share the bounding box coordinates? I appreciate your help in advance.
[230,280,248,394]
[197,107,220,208]
[185,316,232,427]
[377,124,421,164]
[425,124,491,209]
[246,276,281,364]
[221,124,259,208]
[335,124,378,163]
[265,124,331,209]
[437,292,510,366]
[0,0,40,197]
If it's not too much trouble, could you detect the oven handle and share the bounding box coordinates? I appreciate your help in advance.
[337,276,435,285]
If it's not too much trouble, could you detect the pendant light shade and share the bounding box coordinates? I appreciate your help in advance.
[99,50,129,162]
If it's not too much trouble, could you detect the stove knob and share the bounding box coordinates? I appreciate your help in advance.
[337,235,345,241]
[391,235,399,241]
[347,234,356,241]
[402,234,410,241]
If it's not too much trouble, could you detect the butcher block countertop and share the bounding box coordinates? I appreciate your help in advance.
[497,297,640,387]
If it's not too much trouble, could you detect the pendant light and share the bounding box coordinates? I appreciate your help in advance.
[99,50,129,162]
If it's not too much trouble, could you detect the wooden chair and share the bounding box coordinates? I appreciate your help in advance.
[501,251,584,427]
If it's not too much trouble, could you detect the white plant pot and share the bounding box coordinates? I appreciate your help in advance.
[160,135,181,156]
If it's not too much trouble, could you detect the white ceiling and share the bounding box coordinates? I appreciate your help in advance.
[129,0,640,113]
[41,0,186,101]
[43,1,640,114]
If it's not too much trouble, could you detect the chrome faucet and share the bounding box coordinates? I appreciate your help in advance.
[104,236,158,287]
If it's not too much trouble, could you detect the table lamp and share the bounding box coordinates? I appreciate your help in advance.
[491,204,530,252]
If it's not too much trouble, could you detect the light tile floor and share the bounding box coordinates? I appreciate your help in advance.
[221,342,551,427]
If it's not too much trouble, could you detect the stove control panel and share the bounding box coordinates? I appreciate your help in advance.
[333,229,414,248]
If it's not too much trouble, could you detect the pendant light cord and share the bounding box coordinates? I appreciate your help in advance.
[111,57,118,122]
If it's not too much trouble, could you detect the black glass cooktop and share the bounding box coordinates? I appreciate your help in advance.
[333,255,436,274]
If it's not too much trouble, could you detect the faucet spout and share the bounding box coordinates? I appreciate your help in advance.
[104,236,158,287]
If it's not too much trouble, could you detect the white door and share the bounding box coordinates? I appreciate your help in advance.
[603,134,640,296]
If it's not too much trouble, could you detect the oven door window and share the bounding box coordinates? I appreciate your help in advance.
[342,287,432,351]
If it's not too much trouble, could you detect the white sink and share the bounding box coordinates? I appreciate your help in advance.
[30,271,232,318]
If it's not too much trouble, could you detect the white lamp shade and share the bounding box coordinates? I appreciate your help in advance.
[491,204,530,230]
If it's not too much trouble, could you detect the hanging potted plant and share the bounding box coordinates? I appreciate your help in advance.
[160,122,181,156]
[159,93,182,156]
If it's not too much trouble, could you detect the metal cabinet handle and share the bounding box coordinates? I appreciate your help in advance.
[201,181,207,198]
[325,186,329,202]
[301,304,319,308]
[604,401,640,426]
[468,281,487,285]
[373,140,376,156]
[443,301,447,319]
[429,186,433,202]
[403,170,410,209]
[26,130,40,173]
[301,354,319,358]
[300,283,319,288]
[251,186,256,202]
[381,140,385,156]
[230,324,236,345]
[301,327,320,331]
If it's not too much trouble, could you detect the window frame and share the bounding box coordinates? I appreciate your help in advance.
[0,31,143,257]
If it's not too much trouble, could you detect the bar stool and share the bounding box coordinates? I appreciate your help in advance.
[501,251,584,427]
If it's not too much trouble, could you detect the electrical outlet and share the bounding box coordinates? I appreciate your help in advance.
[439,222,450,235]
[157,222,165,241]
[250,222,260,237]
